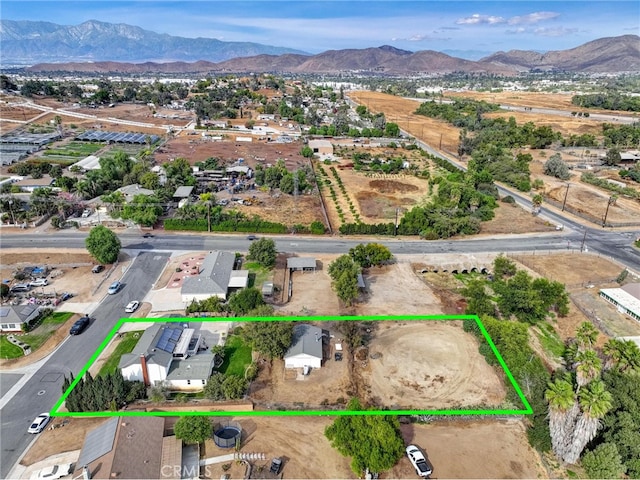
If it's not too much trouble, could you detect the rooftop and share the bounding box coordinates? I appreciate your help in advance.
[181,251,235,296]
[285,324,323,360]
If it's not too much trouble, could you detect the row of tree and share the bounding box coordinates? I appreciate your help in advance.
[62,371,146,412]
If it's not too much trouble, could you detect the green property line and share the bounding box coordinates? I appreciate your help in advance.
[51,315,533,417]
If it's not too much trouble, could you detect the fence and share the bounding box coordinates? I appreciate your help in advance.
[543,196,640,228]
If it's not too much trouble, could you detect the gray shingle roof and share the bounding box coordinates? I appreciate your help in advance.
[166,353,215,382]
[285,324,323,360]
[181,251,235,296]
[287,257,316,270]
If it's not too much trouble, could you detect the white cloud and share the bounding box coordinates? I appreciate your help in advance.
[456,14,505,25]
[508,12,560,25]
[533,27,579,37]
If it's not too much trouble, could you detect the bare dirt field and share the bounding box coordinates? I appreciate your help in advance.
[356,263,446,316]
[510,252,640,340]
[277,259,340,316]
[0,102,44,122]
[392,419,546,479]
[361,321,506,410]
[158,134,308,168]
[349,91,460,154]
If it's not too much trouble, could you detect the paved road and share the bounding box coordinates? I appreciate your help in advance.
[2,228,639,272]
[0,251,170,479]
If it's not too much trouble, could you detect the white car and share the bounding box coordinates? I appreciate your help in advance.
[29,463,72,480]
[29,278,49,287]
[28,413,50,434]
[406,445,433,477]
[125,301,140,313]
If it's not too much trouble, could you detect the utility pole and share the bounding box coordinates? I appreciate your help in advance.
[394,208,399,236]
[580,229,587,252]
[562,183,570,211]
[602,196,614,227]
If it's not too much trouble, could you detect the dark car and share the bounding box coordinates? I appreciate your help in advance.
[91,265,104,274]
[247,235,258,240]
[270,458,282,474]
[69,316,90,335]
[142,232,154,238]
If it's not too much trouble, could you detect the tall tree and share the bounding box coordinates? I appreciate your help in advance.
[174,416,213,445]
[545,377,578,460]
[325,398,405,475]
[241,321,293,359]
[247,238,277,268]
[85,225,121,264]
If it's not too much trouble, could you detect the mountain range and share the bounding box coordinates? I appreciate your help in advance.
[2,19,639,74]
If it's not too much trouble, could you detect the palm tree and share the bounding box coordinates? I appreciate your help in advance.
[564,380,612,464]
[199,193,216,233]
[545,377,578,461]
[575,322,598,351]
[574,349,602,388]
[603,338,640,373]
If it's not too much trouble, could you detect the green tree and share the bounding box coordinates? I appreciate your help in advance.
[203,373,225,400]
[603,147,622,166]
[581,443,626,479]
[300,146,314,158]
[328,255,361,306]
[544,153,571,180]
[174,416,212,445]
[349,243,393,268]
[228,287,265,315]
[222,375,248,399]
[546,376,579,461]
[492,254,517,280]
[384,122,400,137]
[325,398,405,475]
[247,238,277,268]
[85,225,121,264]
[279,173,295,194]
[241,321,293,359]
[120,194,163,227]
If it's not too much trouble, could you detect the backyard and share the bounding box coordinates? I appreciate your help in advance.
[218,334,252,378]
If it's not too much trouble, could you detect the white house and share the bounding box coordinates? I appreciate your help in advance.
[119,323,214,391]
[600,283,640,322]
[284,324,323,370]
[0,305,41,332]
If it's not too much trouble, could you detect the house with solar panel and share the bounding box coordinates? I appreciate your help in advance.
[119,323,216,391]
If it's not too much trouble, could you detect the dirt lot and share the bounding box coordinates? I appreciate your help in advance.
[158,133,308,168]
[349,91,460,154]
[0,102,44,121]
[510,252,640,340]
[361,321,506,410]
[392,418,546,479]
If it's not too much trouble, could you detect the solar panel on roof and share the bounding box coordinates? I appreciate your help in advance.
[171,329,181,341]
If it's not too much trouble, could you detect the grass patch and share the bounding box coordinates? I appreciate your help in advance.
[98,331,143,377]
[0,335,25,359]
[42,311,74,326]
[533,321,565,359]
[218,335,252,378]
[243,261,272,288]
[19,331,51,352]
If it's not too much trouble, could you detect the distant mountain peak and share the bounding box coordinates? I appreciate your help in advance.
[377,45,412,55]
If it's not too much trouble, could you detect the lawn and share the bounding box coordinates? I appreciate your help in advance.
[218,335,252,377]
[98,331,143,376]
[243,261,272,288]
[5,311,75,357]
[0,336,25,359]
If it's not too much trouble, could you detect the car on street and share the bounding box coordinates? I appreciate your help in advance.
[29,278,48,287]
[91,265,104,274]
[406,445,433,477]
[69,316,90,335]
[29,463,72,480]
[125,301,140,313]
[246,235,258,240]
[28,413,50,434]
[142,232,154,238]
[107,281,121,294]
[60,292,73,301]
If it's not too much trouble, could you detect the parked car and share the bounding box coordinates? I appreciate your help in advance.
[107,281,121,294]
[29,463,72,480]
[69,316,90,335]
[270,458,282,474]
[81,209,91,218]
[142,232,154,238]
[125,301,140,313]
[60,292,73,301]
[91,265,104,274]
[28,413,50,434]
[10,283,31,293]
[406,445,433,478]
[29,278,48,287]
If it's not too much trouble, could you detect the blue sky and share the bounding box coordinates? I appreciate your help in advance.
[3,1,638,58]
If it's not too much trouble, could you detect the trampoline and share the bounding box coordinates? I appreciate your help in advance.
[213,421,242,448]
